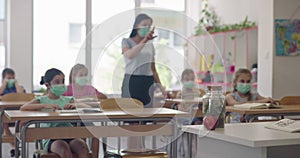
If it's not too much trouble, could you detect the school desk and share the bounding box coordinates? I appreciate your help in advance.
[226,105,300,122]
[0,101,28,157]
[182,122,300,158]
[4,108,187,158]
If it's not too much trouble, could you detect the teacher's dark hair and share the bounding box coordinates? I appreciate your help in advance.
[129,14,152,38]
[40,68,64,85]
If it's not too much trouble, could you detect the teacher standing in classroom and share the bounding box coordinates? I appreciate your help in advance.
[121,13,165,108]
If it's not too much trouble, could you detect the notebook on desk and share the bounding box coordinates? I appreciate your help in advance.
[57,108,103,113]
[233,103,281,109]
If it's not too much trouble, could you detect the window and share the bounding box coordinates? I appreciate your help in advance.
[0,44,5,75]
[69,23,85,44]
[0,0,6,75]
[33,0,85,91]
[0,0,5,20]
[141,0,185,11]
[91,0,187,93]
[91,0,134,94]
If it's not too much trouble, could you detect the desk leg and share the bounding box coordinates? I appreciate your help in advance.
[14,120,20,158]
[187,132,192,158]
[171,119,178,158]
[20,121,30,158]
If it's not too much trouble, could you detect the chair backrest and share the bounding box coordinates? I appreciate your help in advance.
[1,93,35,101]
[279,96,300,105]
[223,91,232,96]
[199,89,206,96]
[100,98,143,110]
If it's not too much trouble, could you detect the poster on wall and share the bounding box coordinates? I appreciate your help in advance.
[275,19,300,56]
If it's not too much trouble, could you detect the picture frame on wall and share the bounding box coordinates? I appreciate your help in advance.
[275,19,300,56]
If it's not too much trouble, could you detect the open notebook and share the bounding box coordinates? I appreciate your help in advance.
[265,119,300,133]
[57,102,103,113]
[57,108,102,113]
[233,103,281,109]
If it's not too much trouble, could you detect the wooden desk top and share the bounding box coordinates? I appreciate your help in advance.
[182,121,300,148]
[226,105,300,115]
[5,108,188,122]
[0,101,27,108]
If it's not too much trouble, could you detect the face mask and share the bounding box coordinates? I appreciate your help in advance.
[75,76,89,86]
[5,79,15,88]
[50,84,67,96]
[236,83,252,94]
[183,81,195,89]
[138,27,150,37]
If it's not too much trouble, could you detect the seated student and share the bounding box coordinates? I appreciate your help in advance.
[0,68,25,96]
[21,68,90,158]
[176,69,201,158]
[63,64,104,157]
[0,68,25,157]
[63,64,107,100]
[176,69,201,117]
[226,68,274,123]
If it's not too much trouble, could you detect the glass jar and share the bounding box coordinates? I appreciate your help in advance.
[202,86,225,129]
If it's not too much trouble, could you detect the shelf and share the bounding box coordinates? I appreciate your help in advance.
[189,26,258,38]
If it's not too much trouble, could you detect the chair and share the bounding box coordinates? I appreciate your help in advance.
[100,98,168,158]
[199,89,206,96]
[279,96,300,120]
[1,93,35,150]
[1,93,34,101]
[279,96,300,105]
[223,91,231,96]
[100,98,144,110]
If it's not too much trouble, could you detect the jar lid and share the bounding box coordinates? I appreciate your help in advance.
[207,85,222,91]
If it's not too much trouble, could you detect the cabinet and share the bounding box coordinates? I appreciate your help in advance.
[186,27,258,91]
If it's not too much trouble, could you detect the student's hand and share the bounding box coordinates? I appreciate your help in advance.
[1,79,7,87]
[43,104,62,110]
[14,80,20,86]
[142,26,157,43]
[64,104,76,110]
[265,97,275,104]
[259,97,274,104]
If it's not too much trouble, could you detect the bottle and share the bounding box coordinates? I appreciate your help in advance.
[203,86,225,129]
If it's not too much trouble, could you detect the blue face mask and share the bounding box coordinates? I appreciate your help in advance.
[183,81,195,89]
[236,83,252,94]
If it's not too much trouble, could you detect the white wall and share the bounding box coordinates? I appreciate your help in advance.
[208,0,260,24]
[0,22,3,42]
[6,0,33,92]
[256,0,274,98]
[273,0,300,99]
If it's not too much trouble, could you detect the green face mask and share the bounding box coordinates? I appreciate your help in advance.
[236,83,252,94]
[6,79,15,88]
[50,84,67,96]
[183,81,195,89]
[75,76,89,86]
[138,27,150,37]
